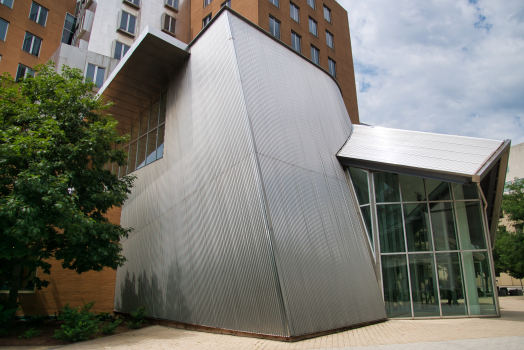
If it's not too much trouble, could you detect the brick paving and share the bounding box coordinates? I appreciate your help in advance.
[3,296,523,350]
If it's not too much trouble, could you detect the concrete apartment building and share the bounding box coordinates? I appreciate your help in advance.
[1,0,511,341]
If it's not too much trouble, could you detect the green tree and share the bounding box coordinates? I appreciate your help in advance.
[494,178,524,286]
[0,63,134,316]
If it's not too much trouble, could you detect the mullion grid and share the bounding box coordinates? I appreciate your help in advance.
[373,173,495,319]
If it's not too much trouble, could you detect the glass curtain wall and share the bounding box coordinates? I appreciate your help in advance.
[347,168,498,318]
[106,90,167,177]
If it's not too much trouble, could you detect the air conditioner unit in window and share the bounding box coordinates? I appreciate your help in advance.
[161,13,176,36]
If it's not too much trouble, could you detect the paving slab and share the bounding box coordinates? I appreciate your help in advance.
[2,297,523,350]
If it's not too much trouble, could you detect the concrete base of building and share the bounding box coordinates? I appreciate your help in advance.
[114,312,387,342]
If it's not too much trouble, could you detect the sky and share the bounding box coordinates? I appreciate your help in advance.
[338,0,524,145]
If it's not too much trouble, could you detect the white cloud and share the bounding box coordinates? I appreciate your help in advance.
[338,0,524,145]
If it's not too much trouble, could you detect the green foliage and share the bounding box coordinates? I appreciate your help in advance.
[126,306,146,329]
[54,301,100,342]
[0,63,135,312]
[19,328,41,339]
[96,312,112,322]
[102,317,122,335]
[29,315,47,325]
[0,302,19,328]
[502,178,524,229]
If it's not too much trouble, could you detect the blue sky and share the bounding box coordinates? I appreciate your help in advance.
[338,0,524,145]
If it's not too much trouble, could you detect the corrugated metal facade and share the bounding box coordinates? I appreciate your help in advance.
[115,11,386,337]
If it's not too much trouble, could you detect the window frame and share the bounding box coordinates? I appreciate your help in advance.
[202,13,212,28]
[61,13,77,45]
[165,0,179,11]
[269,0,279,8]
[204,0,212,7]
[22,32,42,57]
[0,17,8,41]
[113,40,130,60]
[323,4,331,23]
[123,0,140,9]
[162,13,176,36]
[221,0,231,7]
[0,0,13,9]
[15,63,35,82]
[328,57,336,77]
[309,17,318,36]
[118,10,137,36]
[326,30,334,49]
[29,2,49,27]
[85,63,106,88]
[290,2,300,23]
[307,0,315,9]
[269,15,281,39]
[310,45,319,65]
[291,31,301,53]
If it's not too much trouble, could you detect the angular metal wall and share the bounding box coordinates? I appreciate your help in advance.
[116,10,386,338]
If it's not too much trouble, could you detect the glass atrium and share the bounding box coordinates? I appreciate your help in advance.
[348,168,498,319]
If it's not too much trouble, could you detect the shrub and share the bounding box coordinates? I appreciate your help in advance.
[102,318,122,335]
[126,306,146,329]
[29,315,47,325]
[19,328,41,339]
[0,302,19,329]
[54,301,100,342]
[96,312,112,322]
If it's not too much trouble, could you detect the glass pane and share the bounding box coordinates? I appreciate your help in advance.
[128,14,136,34]
[348,167,369,205]
[130,118,140,141]
[38,8,48,26]
[29,3,39,21]
[139,107,149,136]
[86,63,95,83]
[0,19,8,41]
[462,251,496,315]
[119,144,129,176]
[399,174,426,202]
[361,205,373,247]
[426,179,452,201]
[374,172,400,203]
[115,41,122,59]
[159,90,167,124]
[3,0,13,8]
[382,255,411,318]
[436,252,467,316]
[128,141,137,173]
[455,201,487,250]
[404,203,432,252]
[31,36,41,56]
[157,124,165,159]
[146,129,158,165]
[120,12,128,30]
[149,98,159,130]
[23,33,33,52]
[453,183,479,200]
[409,254,440,317]
[123,44,130,56]
[430,202,459,251]
[377,204,405,253]
[95,67,105,87]
[136,135,147,169]
[64,14,76,31]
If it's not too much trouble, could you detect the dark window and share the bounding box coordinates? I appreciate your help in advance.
[165,0,179,10]
[119,11,137,35]
[29,2,48,26]
[0,18,8,41]
[307,0,315,9]
[22,32,42,56]
[204,0,212,7]
[311,45,319,64]
[15,64,35,81]
[269,16,280,39]
[328,57,336,77]
[162,13,176,35]
[85,63,105,88]
[114,41,130,59]
[269,0,279,7]
[0,0,13,9]
[290,2,299,23]
[326,30,334,49]
[202,13,212,28]
[323,4,331,23]
[291,31,301,52]
[309,17,317,36]
[61,13,76,45]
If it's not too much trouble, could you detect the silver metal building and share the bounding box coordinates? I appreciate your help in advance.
[91,7,508,340]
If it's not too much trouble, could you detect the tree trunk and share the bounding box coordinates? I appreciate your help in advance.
[6,262,22,313]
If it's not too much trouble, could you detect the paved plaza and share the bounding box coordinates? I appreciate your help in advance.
[2,296,524,350]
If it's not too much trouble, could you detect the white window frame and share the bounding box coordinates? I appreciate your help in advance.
[326,30,334,49]
[123,0,140,9]
[29,2,48,27]
[165,0,179,11]
[162,13,176,36]
[290,2,299,23]
[0,0,13,9]
[291,31,301,53]
[85,63,106,88]
[309,17,317,36]
[323,4,331,23]
[311,45,319,65]
[113,40,130,59]
[269,15,280,39]
[118,10,137,36]
[202,13,212,28]
[0,17,8,41]
[22,32,42,57]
